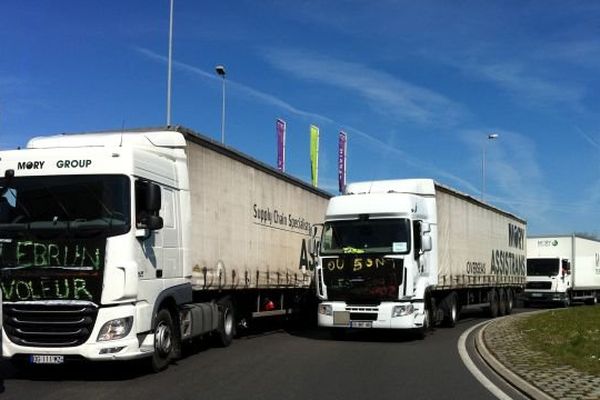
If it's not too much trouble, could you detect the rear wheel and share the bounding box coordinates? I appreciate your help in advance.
[487,289,499,318]
[505,289,514,315]
[584,294,597,306]
[442,292,459,328]
[498,289,507,316]
[215,299,236,347]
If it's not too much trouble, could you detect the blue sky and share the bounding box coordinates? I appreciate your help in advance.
[1,1,599,236]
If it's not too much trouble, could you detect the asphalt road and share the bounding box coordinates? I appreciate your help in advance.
[0,311,514,400]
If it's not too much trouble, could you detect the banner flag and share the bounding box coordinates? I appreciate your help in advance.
[276,119,286,172]
[310,125,319,187]
[338,131,347,193]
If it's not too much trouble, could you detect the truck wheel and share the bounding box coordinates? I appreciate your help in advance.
[215,299,236,347]
[563,292,571,308]
[415,301,432,339]
[151,308,179,372]
[442,292,459,328]
[498,289,507,316]
[487,289,499,318]
[584,295,597,306]
[505,289,514,315]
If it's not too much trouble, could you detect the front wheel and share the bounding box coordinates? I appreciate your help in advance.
[151,308,179,372]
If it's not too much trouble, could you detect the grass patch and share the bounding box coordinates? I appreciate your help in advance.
[518,306,600,376]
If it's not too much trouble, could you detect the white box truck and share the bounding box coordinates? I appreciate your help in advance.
[311,179,526,337]
[0,126,330,370]
[525,235,600,307]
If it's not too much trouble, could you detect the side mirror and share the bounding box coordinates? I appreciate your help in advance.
[145,215,164,230]
[309,223,323,257]
[145,183,162,212]
[421,234,432,252]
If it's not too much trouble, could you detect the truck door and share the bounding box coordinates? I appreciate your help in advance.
[154,187,181,279]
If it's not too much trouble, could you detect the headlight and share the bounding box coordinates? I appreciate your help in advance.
[97,317,133,341]
[392,304,414,318]
[318,304,332,316]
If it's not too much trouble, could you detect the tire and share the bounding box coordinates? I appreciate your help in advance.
[215,299,236,347]
[487,289,499,318]
[563,292,572,308]
[442,292,459,328]
[584,294,597,306]
[498,289,507,316]
[505,289,514,315]
[151,308,179,372]
[416,298,432,339]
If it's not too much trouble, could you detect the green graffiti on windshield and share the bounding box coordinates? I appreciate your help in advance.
[1,278,93,301]
[14,241,101,270]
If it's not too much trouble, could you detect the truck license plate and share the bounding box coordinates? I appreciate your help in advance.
[351,321,372,328]
[531,293,543,298]
[30,355,65,365]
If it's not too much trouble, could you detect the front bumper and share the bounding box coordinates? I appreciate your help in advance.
[2,304,153,361]
[317,301,425,330]
[523,291,567,303]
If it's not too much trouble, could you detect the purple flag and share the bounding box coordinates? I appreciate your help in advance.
[276,119,286,172]
[338,131,347,193]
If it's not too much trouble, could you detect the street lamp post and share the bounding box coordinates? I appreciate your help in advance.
[166,0,174,126]
[481,133,499,201]
[215,65,226,144]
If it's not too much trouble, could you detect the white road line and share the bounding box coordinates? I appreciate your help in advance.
[457,321,513,400]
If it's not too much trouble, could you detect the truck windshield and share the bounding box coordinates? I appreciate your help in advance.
[322,255,404,302]
[320,218,411,255]
[527,258,560,276]
[0,175,130,238]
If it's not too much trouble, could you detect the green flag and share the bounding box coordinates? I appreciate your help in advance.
[310,125,319,187]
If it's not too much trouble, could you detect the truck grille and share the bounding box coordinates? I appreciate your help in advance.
[349,312,378,321]
[3,303,98,347]
[526,281,552,290]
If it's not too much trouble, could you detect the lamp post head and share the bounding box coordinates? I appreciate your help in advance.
[215,65,226,77]
[488,133,499,140]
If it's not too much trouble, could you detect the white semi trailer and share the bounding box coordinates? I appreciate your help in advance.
[0,126,330,370]
[312,179,526,337]
[525,235,600,307]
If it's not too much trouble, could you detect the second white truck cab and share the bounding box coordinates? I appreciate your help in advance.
[525,235,600,307]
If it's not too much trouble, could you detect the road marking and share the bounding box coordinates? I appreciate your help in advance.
[458,321,513,400]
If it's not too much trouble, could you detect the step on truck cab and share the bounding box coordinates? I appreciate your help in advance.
[0,126,330,370]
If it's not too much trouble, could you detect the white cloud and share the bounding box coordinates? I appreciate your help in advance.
[262,48,466,126]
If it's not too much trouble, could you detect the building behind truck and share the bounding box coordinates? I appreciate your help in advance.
[0,126,330,371]
[525,235,600,307]
[313,179,526,337]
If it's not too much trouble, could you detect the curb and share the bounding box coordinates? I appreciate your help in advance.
[475,315,555,400]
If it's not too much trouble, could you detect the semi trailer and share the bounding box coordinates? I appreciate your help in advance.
[0,126,330,370]
[312,179,526,337]
[525,235,600,307]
